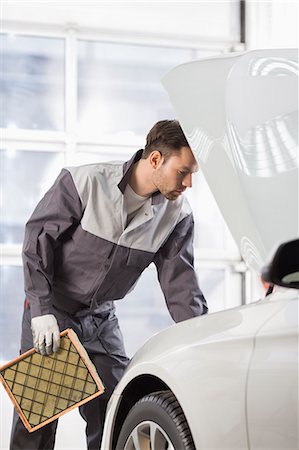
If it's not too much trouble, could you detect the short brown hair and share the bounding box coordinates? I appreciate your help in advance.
[142,120,190,161]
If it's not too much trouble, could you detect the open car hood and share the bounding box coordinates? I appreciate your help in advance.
[162,48,298,272]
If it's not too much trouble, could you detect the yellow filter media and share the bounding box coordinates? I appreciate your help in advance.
[0,329,104,432]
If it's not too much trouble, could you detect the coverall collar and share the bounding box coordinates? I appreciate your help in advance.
[118,149,164,205]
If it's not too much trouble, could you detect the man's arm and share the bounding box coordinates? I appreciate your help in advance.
[154,213,208,323]
[23,169,83,353]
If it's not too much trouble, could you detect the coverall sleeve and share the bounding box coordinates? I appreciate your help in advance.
[22,169,83,318]
[154,213,208,323]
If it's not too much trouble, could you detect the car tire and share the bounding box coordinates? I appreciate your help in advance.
[116,390,195,450]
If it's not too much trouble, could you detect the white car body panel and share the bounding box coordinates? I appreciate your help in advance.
[102,290,298,449]
[247,296,298,449]
[101,49,298,450]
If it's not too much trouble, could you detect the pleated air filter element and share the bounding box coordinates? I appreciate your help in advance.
[0,328,105,432]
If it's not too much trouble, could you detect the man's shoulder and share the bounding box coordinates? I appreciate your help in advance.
[66,160,124,177]
[65,161,125,188]
[64,161,124,202]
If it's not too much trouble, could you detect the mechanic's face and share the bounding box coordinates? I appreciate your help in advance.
[151,146,198,200]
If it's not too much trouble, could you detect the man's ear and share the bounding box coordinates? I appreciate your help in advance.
[149,151,163,169]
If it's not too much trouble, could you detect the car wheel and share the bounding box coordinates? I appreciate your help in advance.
[116,390,195,450]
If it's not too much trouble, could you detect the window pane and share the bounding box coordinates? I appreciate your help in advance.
[115,266,174,357]
[78,41,194,142]
[0,266,24,362]
[0,149,65,243]
[197,268,226,313]
[1,34,65,130]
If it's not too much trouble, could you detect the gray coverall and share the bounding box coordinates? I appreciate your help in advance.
[10,150,208,450]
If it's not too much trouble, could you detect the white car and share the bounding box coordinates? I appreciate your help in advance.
[101,49,298,450]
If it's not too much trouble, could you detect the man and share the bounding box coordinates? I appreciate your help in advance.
[10,120,208,450]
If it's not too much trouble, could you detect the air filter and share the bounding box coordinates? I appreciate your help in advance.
[0,328,104,432]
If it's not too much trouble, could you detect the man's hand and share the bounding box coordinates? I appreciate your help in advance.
[31,314,60,356]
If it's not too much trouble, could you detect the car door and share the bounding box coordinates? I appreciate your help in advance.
[246,292,298,449]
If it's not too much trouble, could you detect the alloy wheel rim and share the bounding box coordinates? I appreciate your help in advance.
[124,420,175,450]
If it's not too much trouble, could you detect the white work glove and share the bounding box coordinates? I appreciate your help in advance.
[31,314,60,356]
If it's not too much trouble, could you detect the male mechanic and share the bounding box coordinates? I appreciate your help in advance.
[10,120,208,450]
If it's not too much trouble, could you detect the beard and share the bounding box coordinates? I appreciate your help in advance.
[163,190,182,201]
[152,169,183,201]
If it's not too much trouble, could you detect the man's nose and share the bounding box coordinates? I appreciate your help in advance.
[182,173,192,188]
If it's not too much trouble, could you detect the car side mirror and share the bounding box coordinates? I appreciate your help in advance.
[261,239,299,289]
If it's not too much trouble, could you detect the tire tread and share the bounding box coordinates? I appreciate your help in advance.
[134,390,195,450]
